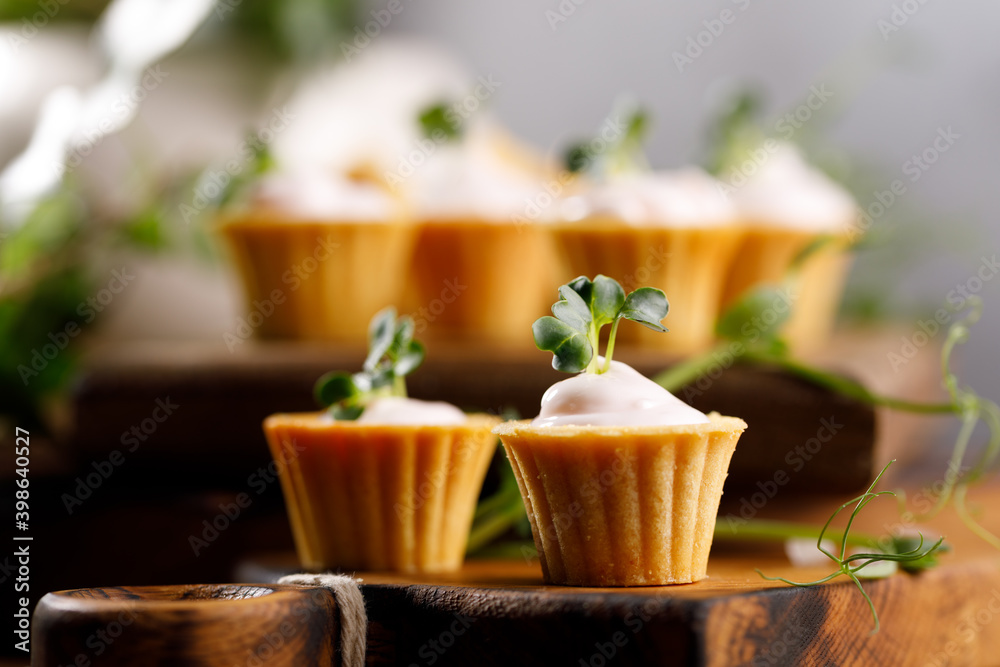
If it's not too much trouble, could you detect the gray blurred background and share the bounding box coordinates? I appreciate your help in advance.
[2,0,998,409]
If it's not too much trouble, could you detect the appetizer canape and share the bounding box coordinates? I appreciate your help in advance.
[494,276,747,585]
[264,308,499,572]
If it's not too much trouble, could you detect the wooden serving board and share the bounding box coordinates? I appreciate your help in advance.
[237,484,1000,667]
[67,335,937,496]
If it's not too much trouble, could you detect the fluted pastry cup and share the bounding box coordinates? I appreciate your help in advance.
[263,412,500,573]
[721,227,851,354]
[495,413,746,586]
[220,212,418,342]
[547,219,745,354]
[404,219,557,348]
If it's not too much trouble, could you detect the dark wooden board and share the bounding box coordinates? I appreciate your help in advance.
[71,340,878,495]
[237,484,1000,666]
[32,584,340,667]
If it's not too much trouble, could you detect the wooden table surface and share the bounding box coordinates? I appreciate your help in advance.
[236,483,1000,667]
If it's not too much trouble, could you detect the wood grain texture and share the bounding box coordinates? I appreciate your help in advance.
[71,339,881,495]
[31,584,340,667]
[239,484,1000,666]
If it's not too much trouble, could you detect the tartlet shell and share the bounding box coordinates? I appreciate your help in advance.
[264,412,499,573]
[495,413,747,586]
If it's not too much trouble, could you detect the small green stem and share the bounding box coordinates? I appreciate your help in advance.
[467,502,529,554]
[954,485,1000,550]
[585,321,601,374]
[602,319,621,373]
[473,481,520,520]
[747,353,957,414]
[968,399,1000,483]
[714,518,877,549]
[652,342,732,391]
[911,408,978,522]
[655,344,956,415]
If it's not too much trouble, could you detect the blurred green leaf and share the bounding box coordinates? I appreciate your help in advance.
[314,371,360,408]
[703,89,765,177]
[418,103,462,141]
[1,193,83,281]
[118,206,169,251]
[715,284,791,343]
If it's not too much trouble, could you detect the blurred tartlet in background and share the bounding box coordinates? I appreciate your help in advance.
[722,142,858,354]
[215,46,859,358]
[217,42,565,349]
[219,171,415,342]
[401,122,564,349]
[550,168,743,354]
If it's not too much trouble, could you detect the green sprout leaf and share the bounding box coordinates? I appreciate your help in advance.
[620,287,669,332]
[393,340,425,377]
[216,140,274,210]
[532,316,592,373]
[562,103,651,175]
[418,103,462,141]
[703,89,764,177]
[715,284,791,343]
[534,275,667,374]
[559,281,595,319]
[314,371,359,407]
[564,145,592,174]
[551,290,591,331]
[569,274,625,329]
[313,307,425,418]
[364,307,397,372]
[623,107,649,145]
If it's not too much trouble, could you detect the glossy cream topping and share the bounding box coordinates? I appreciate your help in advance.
[270,38,471,175]
[407,123,553,221]
[356,396,467,425]
[560,168,737,227]
[730,143,856,231]
[251,171,394,220]
[531,360,709,428]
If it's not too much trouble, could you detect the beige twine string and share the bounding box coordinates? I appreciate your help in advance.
[278,573,366,667]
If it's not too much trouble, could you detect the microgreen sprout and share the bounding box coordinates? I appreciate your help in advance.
[532,275,668,374]
[756,460,946,634]
[217,140,274,209]
[703,90,765,178]
[563,102,650,176]
[313,307,424,419]
[418,102,464,141]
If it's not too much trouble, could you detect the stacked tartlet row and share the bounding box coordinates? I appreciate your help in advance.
[221,129,857,355]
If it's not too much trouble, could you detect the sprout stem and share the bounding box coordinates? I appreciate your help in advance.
[713,518,877,548]
[602,319,621,373]
[653,342,733,390]
[654,345,956,416]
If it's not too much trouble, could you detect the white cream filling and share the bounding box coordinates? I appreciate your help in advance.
[270,38,471,176]
[531,360,709,428]
[407,124,553,221]
[560,168,736,227]
[730,142,856,232]
[251,171,393,220]
[356,396,467,425]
